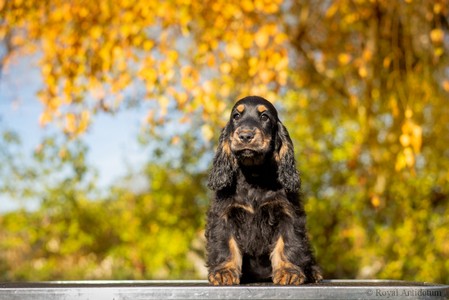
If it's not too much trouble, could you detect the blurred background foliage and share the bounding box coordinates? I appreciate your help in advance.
[1,0,449,283]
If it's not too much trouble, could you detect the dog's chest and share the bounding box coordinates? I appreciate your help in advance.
[226,186,294,255]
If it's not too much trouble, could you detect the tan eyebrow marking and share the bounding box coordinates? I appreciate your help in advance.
[236,104,245,113]
[257,105,267,113]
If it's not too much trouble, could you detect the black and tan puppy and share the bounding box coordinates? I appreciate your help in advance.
[205,96,322,285]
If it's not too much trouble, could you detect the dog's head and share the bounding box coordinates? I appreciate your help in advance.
[228,96,278,166]
[207,96,300,192]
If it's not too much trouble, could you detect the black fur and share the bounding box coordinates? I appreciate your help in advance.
[205,96,322,285]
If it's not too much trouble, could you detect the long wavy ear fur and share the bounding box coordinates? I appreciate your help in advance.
[207,123,237,191]
[275,121,301,192]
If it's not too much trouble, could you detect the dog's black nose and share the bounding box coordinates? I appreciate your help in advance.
[239,131,254,143]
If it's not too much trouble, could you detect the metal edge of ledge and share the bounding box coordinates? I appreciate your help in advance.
[0,280,448,300]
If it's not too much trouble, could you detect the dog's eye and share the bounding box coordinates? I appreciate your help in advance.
[260,114,269,122]
[233,113,241,120]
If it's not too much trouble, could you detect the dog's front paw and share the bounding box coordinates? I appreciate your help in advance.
[208,268,240,285]
[272,268,306,285]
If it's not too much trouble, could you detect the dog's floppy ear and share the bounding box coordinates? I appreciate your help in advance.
[275,121,301,192]
[207,123,237,191]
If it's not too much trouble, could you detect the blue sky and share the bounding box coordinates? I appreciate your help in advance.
[0,55,148,211]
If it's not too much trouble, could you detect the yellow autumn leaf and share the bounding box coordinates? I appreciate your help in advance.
[434,47,444,57]
[265,2,280,14]
[39,111,53,127]
[181,76,196,89]
[145,110,155,125]
[143,40,154,51]
[371,194,381,208]
[206,54,215,67]
[349,94,358,108]
[430,28,444,44]
[201,124,214,142]
[383,56,392,69]
[278,70,288,86]
[255,27,270,48]
[405,108,413,119]
[202,80,213,94]
[65,113,77,134]
[90,26,102,39]
[174,92,188,109]
[338,53,352,65]
[219,62,232,74]
[358,66,368,78]
[443,80,449,92]
[58,148,68,159]
[259,69,274,83]
[226,42,244,59]
[78,111,90,134]
[158,96,170,118]
[395,151,406,171]
[171,135,180,145]
[362,49,373,61]
[167,50,179,63]
[254,0,267,10]
[411,125,422,154]
[399,134,410,147]
[403,147,415,168]
[325,2,339,18]
[240,0,254,12]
